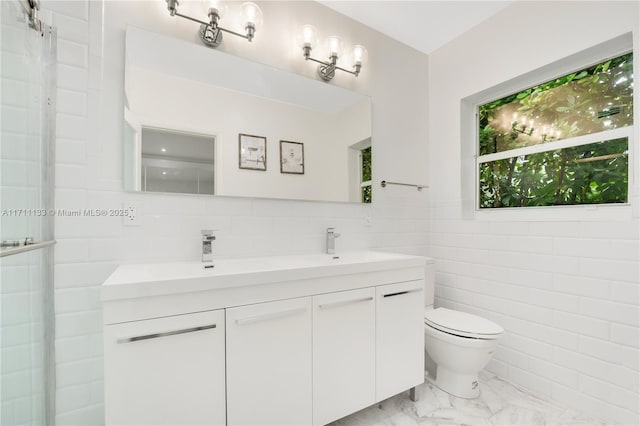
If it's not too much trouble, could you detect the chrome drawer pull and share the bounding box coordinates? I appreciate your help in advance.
[382,288,423,298]
[117,324,217,344]
[319,296,373,309]
[236,307,307,326]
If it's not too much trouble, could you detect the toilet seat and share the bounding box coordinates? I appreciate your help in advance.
[425,307,503,339]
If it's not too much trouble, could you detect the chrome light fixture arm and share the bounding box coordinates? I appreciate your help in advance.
[217,25,254,41]
[174,12,209,26]
[303,46,361,82]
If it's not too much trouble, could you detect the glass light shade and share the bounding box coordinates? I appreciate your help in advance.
[202,0,227,18]
[352,45,368,66]
[241,2,263,27]
[327,36,343,58]
[301,25,317,48]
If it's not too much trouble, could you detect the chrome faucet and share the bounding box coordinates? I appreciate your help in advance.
[201,230,216,263]
[326,227,341,254]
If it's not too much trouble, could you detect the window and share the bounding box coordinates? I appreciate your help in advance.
[477,52,633,209]
[360,146,372,203]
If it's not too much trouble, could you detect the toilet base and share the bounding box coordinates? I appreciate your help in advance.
[431,366,480,399]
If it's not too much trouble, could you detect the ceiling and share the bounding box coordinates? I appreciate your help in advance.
[319,1,513,54]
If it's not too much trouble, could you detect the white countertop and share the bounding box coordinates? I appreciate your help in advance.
[102,251,430,302]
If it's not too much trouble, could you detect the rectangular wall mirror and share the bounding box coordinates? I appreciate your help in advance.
[123,26,372,203]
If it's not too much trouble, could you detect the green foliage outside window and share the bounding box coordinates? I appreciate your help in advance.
[361,185,372,204]
[478,53,633,208]
[479,138,628,208]
[361,146,372,203]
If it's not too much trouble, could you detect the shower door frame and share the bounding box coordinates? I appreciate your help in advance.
[1,1,57,424]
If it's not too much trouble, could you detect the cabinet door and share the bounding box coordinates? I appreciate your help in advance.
[104,309,226,426]
[226,297,312,426]
[313,287,376,426]
[376,280,424,401]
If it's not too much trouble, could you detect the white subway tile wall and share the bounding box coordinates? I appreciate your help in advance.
[431,203,640,425]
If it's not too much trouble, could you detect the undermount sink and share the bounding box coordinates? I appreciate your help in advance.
[102,250,426,302]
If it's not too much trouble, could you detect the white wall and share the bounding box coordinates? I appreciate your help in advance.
[428,1,639,424]
[41,1,429,424]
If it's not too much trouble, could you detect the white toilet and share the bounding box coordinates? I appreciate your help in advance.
[423,260,504,398]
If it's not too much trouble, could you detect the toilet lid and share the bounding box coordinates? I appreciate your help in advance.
[425,308,504,339]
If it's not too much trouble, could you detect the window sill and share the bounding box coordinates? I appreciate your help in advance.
[473,203,632,222]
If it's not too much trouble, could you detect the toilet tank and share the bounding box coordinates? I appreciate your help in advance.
[425,258,435,308]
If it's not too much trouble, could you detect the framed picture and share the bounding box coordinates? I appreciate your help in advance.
[239,133,267,171]
[280,140,304,174]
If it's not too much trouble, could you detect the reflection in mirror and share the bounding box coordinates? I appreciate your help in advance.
[123,26,372,203]
[141,128,215,195]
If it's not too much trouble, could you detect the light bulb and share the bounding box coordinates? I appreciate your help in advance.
[327,36,343,58]
[352,45,367,66]
[203,0,227,18]
[241,2,263,28]
[302,25,317,48]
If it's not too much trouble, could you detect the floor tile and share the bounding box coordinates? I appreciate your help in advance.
[330,371,612,426]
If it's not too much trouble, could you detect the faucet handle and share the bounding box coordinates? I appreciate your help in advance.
[327,227,341,238]
[201,229,216,241]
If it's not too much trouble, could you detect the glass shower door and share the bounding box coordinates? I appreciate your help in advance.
[1,0,56,425]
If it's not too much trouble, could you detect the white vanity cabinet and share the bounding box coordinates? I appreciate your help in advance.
[376,281,425,401]
[103,309,226,426]
[226,297,313,426]
[312,287,376,425]
[102,251,428,426]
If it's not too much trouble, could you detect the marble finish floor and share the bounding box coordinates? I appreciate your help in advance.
[330,372,612,426]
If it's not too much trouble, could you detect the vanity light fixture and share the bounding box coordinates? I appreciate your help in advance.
[165,0,263,48]
[301,25,367,81]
